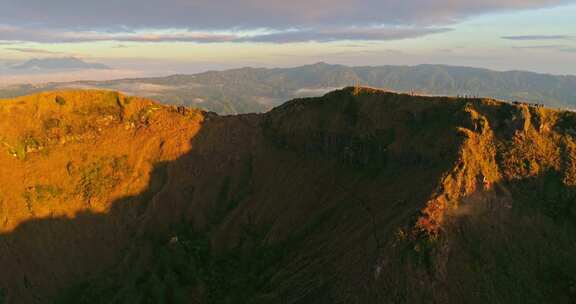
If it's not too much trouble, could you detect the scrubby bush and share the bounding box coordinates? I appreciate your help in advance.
[43,118,61,130]
[8,144,26,160]
[55,96,66,105]
[76,156,131,203]
[22,184,63,213]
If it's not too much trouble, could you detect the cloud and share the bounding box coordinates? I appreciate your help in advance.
[3,0,571,29]
[5,47,61,54]
[502,35,573,40]
[512,44,565,49]
[0,25,448,44]
[240,27,450,43]
[508,44,576,54]
[0,26,238,43]
[504,34,576,54]
[0,0,571,44]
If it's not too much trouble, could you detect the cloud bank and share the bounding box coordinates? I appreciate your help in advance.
[502,35,573,40]
[5,47,61,54]
[0,0,571,43]
[0,25,451,44]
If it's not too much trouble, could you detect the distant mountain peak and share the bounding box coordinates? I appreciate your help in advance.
[11,57,110,70]
[303,61,332,68]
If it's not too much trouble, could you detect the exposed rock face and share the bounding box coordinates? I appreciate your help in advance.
[0,87,575,303]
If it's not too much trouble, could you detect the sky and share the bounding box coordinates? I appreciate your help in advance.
[1,0,575,84]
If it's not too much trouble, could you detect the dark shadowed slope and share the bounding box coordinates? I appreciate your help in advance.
[1,63,575,114]
[0,88,576,303]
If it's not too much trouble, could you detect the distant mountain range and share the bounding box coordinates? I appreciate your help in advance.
[1,62,575,114]
[10,57,110,70]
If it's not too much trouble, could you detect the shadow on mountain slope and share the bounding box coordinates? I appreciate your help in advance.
[0,87,576,304]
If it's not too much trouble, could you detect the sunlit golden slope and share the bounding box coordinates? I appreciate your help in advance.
[0,90,204,232]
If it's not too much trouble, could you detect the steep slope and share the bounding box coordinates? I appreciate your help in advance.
[0,88,576,303]
[0,90,206,303]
